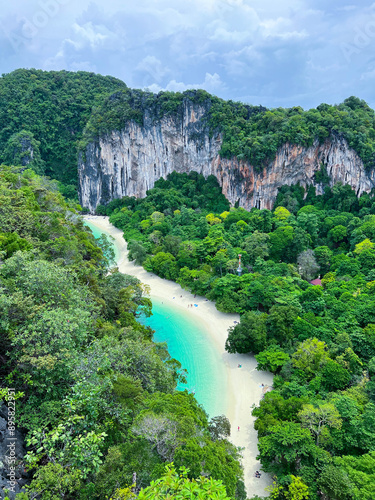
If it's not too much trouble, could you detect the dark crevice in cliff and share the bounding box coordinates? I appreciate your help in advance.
[79,103,375,213]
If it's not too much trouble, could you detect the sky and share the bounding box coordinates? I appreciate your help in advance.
[1,0,375,109]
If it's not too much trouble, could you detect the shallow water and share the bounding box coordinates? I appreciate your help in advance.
[84,219,120,261]
[140,297,227,417]
[84,219,105,239]
[84,219,227,417]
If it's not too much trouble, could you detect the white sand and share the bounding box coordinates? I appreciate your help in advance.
[84,215,273,498]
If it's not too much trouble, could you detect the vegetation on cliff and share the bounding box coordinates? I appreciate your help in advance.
[103,172,375,499]
[0,166,244,500]
[1,70,375,200]
[83,88,375,171]
[210,95,375,171]
[0,69,127,190]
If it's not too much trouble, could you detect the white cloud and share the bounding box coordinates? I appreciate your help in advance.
[146,72,225,94]
[259,16,309,40]
[72,22,109,49]
[360,65,375,81]
[208,24,253,44]
[42,18,123,70]
[136,56,169,83]
[337,5,357,12]
[2,0,375,109]
[271,30,309,40]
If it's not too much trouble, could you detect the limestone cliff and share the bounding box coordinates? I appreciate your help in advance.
[78,102,375,212]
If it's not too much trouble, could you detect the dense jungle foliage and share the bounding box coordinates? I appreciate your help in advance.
[3,68,375,499]
[2,70,375,199]
[82,91,375,171]
[0,69,127,190]
[102,171,375,500]
[0,165,245,500]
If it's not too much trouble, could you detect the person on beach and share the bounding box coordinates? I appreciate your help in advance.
[238,426,240,431]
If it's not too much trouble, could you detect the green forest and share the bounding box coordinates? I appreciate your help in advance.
[0,166,244,500]
[2,68,375,499]
[98,171,375,500]
[0,69,127,193]
[1,69,375,199]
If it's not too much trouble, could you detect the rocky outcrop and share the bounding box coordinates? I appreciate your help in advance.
[214,135,375,210]
[0,404,28,500]
[78,103,375,212]
[3,130,45,175]
[79,100,222,212]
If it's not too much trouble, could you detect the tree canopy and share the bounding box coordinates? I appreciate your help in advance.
[0,165,244,500]
[102,171,375,500]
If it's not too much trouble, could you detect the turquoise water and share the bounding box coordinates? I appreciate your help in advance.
[140,298,227,417]
[84,219,120,261]
[84,219,103,239]
[83,218,227,417]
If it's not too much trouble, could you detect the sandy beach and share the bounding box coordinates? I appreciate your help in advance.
[84,215,274,498]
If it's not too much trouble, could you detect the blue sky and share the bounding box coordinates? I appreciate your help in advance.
[1,0,375,109]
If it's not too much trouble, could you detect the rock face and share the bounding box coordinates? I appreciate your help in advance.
[0,404,28,499]
[78,102,375,212]
[5,131,36,167]
[215,135,375,211]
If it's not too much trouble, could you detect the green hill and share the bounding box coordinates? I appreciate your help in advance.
[1,69,375,199]
[0,68,127,191]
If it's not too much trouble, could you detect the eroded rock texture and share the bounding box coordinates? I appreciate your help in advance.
[79,101,375,212]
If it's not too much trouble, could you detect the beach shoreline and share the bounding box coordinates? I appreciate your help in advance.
[83,215,274,498]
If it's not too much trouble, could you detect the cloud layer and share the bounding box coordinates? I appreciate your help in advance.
[1,0,375,109]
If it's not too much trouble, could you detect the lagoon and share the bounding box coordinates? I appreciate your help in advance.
[84,216,274,497]
[84,219,227,417]
[139,297,227,417]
